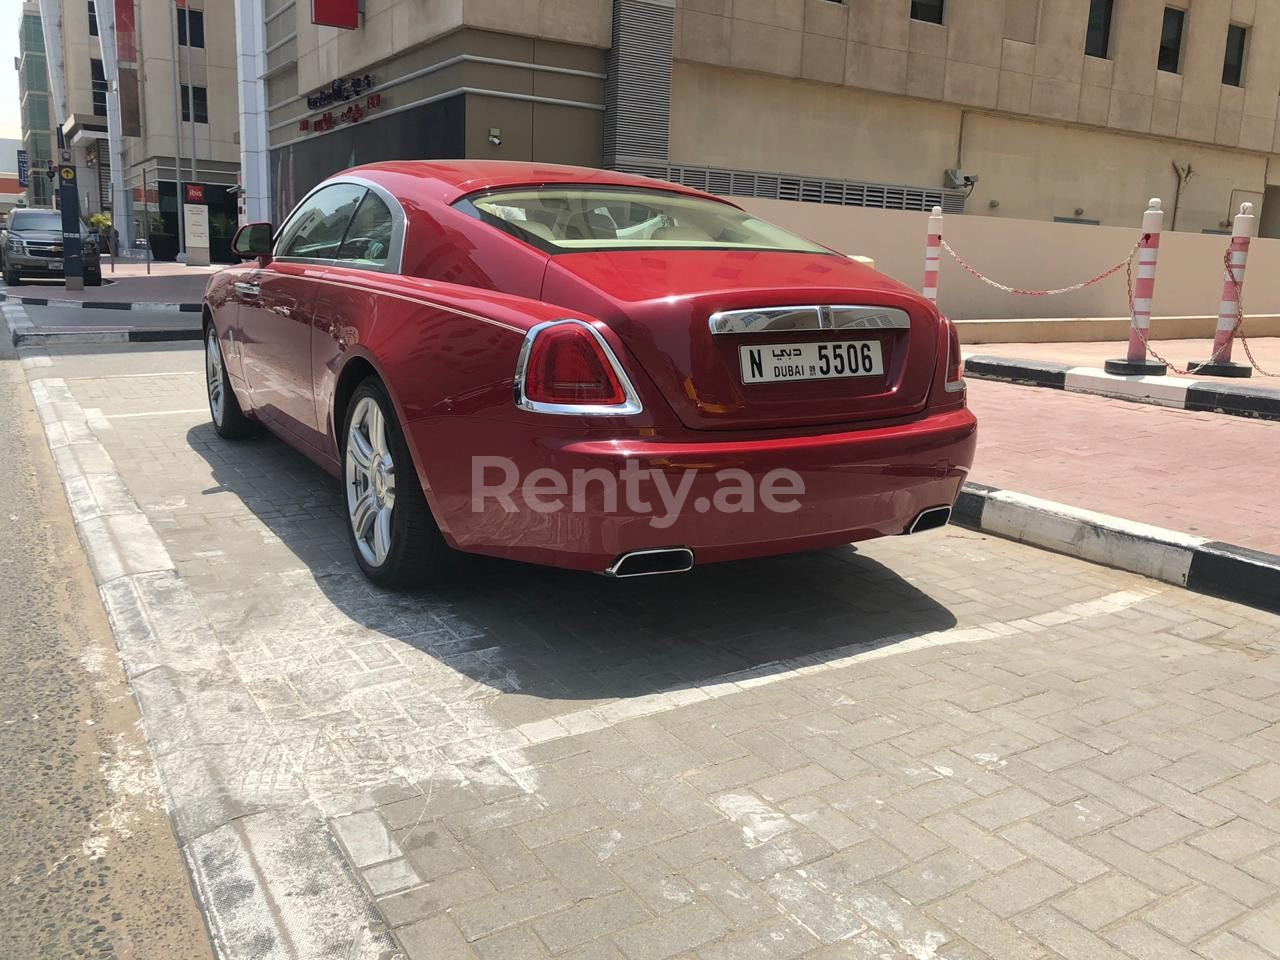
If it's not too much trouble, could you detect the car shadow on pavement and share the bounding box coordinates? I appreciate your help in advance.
[187,425,957,704]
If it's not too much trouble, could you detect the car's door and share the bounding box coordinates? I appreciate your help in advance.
[239,182,365,450]
[311,187,403,457]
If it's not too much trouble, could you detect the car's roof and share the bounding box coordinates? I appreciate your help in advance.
[335,160,729,207]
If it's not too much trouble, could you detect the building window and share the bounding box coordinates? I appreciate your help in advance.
[910,0,943,25]
[88,0,98,37]
[1085,0,1113,58]
[90,57,107,116]
[1223,24,1247,86]
[1159,7,1186,73]
[177,8,205,48]
[180,84,208,124]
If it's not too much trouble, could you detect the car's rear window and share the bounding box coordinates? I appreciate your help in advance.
[457,186,831,255]
[9,210,65,232]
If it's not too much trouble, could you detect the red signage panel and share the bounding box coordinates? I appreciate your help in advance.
[184,183,205,203]
[312,0,359,29]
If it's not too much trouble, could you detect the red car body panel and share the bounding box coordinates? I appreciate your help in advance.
[205,160,976,573]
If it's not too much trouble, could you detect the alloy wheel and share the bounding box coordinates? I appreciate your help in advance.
[206,329,225,427]
[345,396,396,567]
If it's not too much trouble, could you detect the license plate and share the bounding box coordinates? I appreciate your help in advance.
[739,340,884,384]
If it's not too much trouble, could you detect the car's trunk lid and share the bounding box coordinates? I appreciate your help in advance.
[541,249,940,431]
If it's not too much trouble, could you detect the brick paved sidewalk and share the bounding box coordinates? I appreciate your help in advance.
[968,378,1280,553]
[969,338,1280,385]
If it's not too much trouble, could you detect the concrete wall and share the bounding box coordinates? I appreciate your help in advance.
[739,196,1280,323]
[673,60,1272,233]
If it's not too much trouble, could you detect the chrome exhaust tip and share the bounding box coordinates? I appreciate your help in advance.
[907,505,952,534]
[605,547,695,578]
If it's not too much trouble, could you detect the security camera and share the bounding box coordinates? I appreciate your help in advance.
[962,174,979,187]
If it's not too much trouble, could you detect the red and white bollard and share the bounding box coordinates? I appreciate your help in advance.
[923,205,942,304]
[1190,202,1254,378]
[1106,198,1168,376]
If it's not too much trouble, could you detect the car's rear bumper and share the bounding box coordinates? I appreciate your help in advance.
[412,407,977,573]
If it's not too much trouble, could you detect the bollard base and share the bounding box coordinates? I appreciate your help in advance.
[1105,358,1168,376]
[1188,360,1252,378]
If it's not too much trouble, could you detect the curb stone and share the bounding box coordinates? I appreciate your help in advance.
[955,482,1280,614]
[0,292,202,313]
[964,355,1280,421]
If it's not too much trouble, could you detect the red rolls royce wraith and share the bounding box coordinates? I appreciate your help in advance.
[204,161,976,587]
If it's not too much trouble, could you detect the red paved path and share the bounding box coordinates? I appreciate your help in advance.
[968,378,1280,554]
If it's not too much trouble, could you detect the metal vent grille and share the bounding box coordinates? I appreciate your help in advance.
[603,0,674,170]
[617,160,967,214]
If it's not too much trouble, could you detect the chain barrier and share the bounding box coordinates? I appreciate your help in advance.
[940,238,1141,297]
[1125,244,1278,377]
[941,232,1274,377]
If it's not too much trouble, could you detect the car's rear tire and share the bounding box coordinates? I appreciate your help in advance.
[205,325,257,439]
[342,377,456,588]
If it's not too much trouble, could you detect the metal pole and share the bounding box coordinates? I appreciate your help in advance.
[183,9,196,184]
[144,165,152,275]
[171,0,186,257]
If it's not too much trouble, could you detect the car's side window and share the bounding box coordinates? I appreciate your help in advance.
[277,183,366,261]
[335,190,395,270]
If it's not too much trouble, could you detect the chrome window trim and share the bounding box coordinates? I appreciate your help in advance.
[708,305,912,335]
[271,176,407,275]
[513,319,644,416]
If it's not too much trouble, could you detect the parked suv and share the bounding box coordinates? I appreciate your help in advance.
[1,208,102,286]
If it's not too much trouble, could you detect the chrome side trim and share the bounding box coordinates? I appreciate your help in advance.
[708,305,912,335]
[513,319,644,416]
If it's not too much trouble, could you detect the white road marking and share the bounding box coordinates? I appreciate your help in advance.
[103,408,208,419]
[504,587,1159,750]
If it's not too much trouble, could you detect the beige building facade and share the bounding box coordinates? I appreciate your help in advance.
[35,0,242,256]
[674,0,1280,234]
[240,0,1280,236]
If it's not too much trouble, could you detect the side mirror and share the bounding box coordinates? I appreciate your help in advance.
[232,222,273,263]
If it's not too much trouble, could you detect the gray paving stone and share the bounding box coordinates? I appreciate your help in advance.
[1189,819,1280,862]
[465,828,550,890]
[885,849,987,905]
[1157,844,1273,908]
[332,810,400,867]
[694,918,818,960]
[474,926,550,960]
[1078,833,1191,895]
[998,822,1107,883]
[398,914,477,960]
[928,895,1045,960]
[961,788,1050,830]
[967,859,1073,918]
[1103,920,1201,960]
[532,891,650,955]
[1014,906,1128,960]
[451,880,576,942]
[377,867,495,928]
[1143,882,1247,944]
[610,901,732,960]
[1195,931,1275,960]
[533,838,624,901]
[683,859,777,925]
[1108,808,1203,852]
[1051,871,1156,929]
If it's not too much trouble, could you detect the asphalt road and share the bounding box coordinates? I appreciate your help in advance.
[0,329,212,958]
[17,303,202,334]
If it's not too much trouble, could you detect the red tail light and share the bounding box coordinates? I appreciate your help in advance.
[943,316,964,389]
[524,322,627,405]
